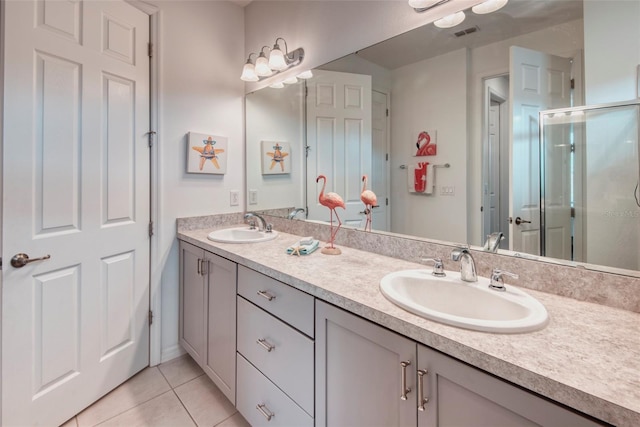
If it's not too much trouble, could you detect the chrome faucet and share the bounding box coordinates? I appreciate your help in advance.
[421,257,446,277]
[244,212,272,232]
[451,247,477,282]
[484,231,504,253]
[288,208,306,219]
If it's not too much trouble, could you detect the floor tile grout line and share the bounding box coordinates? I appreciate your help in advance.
[90,389,176,427]
[212,411,239,427]
[82,368,171,427]
[172,389,200,427]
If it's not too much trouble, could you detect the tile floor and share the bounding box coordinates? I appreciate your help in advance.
[60,355,250,427]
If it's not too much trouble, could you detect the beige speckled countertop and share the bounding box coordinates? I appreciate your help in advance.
[178,226,640,427]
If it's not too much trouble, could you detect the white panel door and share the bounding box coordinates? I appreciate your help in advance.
[2,1,150,425]
[307,70,372,228]
[509,46,571,255]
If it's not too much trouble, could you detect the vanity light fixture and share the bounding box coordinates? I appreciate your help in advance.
[240,37,305,82]
[240,53,259,82]
[269,82,285,89]
[283,76,299,84]
[471,0,508,15]
[434,11,466,28]
[409,0,452,13]
[297,70,313,79]
[255,47,273,77]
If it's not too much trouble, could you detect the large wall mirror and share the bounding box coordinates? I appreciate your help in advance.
[245,0,640,275]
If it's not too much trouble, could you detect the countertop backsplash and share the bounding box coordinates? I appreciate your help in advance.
[177,213,640,313]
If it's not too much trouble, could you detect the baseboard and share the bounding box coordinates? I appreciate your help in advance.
[159,344,186,364]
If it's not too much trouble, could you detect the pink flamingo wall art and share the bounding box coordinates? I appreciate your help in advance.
[414,131,436,192]
[360,175,378,232]
[316,174,345,255]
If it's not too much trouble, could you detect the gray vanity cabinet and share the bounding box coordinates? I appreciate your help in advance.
[316,300,417,427]
[416,345,603,427]
[316,299,603,427]
[178,241,237,405]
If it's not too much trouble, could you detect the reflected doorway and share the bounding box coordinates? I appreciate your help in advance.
[482,75,510,250]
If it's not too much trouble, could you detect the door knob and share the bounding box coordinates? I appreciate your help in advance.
[10,253,51,268]
[514,217,531,225]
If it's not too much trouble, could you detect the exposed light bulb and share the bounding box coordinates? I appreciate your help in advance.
[434,11,466,28]
[471,0,508,14]
[255,53,273,77]
[240,60,259,82]
[283,76,298,84]
[269,82,285,89]
[408,0,440,9]
[268,44,288,71]
[296,70,313,79]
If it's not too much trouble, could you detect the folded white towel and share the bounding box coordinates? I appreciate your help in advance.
[299,236,315,245]
[286,239,320,255]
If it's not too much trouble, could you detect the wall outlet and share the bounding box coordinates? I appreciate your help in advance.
[230,190,240,206]
[249,189,258,205]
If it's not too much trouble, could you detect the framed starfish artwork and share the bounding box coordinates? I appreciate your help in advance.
[261,140,291,175]
[187,132,228,174]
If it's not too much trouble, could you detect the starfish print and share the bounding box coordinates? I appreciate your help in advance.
[192,136,225,170]
[266,143,289,172]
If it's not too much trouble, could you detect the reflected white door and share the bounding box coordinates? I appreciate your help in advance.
[509,46,571,254]
[2,1,150,425]
[306,70,372,228]
[372,90,389,231]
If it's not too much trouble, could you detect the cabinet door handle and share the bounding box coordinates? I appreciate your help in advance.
[257,338,275,352]
[257,290,276,301]
[197,258,201,275]
[417,369,429,411]
[256,403,274,421]
[400,360,411,400]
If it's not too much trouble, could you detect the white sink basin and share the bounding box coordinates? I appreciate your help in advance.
[207,227,278,244]
[379,270,548,333]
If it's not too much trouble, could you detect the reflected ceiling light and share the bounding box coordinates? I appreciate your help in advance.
[283,76,299,84]
[241,37,306,82]
[297,70,313,79]
[255,47,273,77]
[472,0,508,15]
[269,82,285,89]
[409,0,451,13]
[434,11,466,28]
[240,53,259,82]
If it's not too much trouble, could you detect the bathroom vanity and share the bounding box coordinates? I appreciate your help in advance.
[178,222,640,427]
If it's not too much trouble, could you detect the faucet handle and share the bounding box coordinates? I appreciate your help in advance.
[265,223,273,233]
[247,219,257,230]
[489,269,519,292]
[421,257,446,277]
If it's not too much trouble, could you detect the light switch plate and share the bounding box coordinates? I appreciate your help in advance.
[249,190,258,205]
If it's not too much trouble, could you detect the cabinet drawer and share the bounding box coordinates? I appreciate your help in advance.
[237,297,314,415]
[237,354,313,427]
[238,265,314,337]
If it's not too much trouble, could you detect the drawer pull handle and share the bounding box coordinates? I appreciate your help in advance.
[418,369,429,411]
[400,360,411,400]
[257,290,276,301]
[256,403,274,421]
[257,338,275,352]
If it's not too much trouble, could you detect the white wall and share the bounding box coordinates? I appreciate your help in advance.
[390,48,468,242]
[151,0,245,362]
[583,0,640,270]
[244,0,482,92]
[245,83,304,211]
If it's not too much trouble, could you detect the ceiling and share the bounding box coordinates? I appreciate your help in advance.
[356,0,584,70]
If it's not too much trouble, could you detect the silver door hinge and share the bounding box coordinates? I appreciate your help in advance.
[386,108,389,117]
[305,145,311,157]
[148,310,153,326]
[146,131,156,148]
[386,197,389,206]
[148,43,153,58]
[570,78,575,89]
[148,221,154,237]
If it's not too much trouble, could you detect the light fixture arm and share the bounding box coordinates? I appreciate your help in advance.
[412,0,452,13]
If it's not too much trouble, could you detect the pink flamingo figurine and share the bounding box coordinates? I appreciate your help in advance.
[316,174,345,254]
[360,175,378,232]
